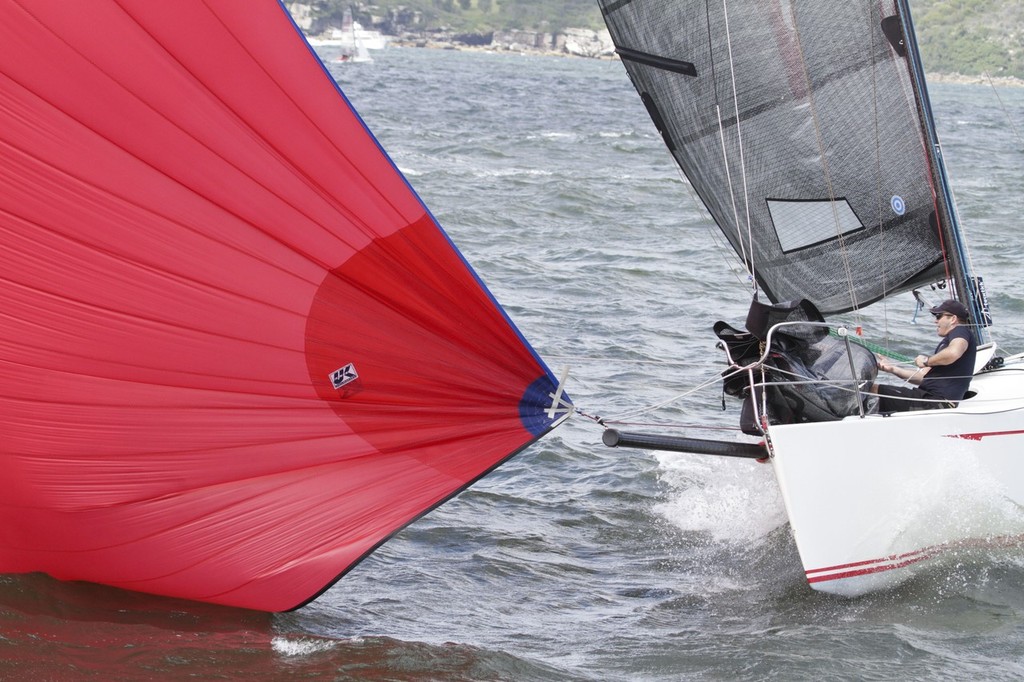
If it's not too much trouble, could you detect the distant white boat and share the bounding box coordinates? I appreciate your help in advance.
[307,26,386,51]
[307,10,386,52]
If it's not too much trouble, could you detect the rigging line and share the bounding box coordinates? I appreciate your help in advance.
[597,369,733,423]
[869,2,893,345]
[937,157,980,300]
[701,0,750,278]
[571,408,749,434]
[827,328,914,362]
[543,353,702,368]
[719,0,756,295]
[984,72,1023,146]
[714,107,751,286]
[698,0,756,293]
[785,1,861,316]
[914,83,981,308]
[676,166,753,291]
[596,420,745,432]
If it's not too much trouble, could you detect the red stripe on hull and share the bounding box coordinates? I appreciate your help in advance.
[806,534,1024,585]
[946,429,1024,441]
[807,554,932,583]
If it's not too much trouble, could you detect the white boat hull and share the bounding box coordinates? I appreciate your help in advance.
[767,356,1024,596]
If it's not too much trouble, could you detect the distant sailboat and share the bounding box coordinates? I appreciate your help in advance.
[307,7,386,62]
[598,0,1024,596]
[333,8,375,63]
[0,0,569,611]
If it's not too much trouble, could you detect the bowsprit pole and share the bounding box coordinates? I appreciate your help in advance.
[602,428,767,459]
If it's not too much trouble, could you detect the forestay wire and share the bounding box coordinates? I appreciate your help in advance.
[985,72,1023,145]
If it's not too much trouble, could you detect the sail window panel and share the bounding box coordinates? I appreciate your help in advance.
[767,199,865,253]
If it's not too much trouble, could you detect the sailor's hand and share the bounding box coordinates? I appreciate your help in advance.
[914,354,929,368]
[876,354,892,373]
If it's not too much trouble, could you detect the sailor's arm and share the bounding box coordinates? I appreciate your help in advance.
[877,355,928,384]
[914,337,968,369]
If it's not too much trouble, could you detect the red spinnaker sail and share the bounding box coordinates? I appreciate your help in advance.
[0,0,567,611]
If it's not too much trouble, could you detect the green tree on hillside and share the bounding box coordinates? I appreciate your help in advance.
[911,0,1023,77]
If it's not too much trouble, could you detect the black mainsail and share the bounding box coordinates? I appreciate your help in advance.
[598,0,981,320]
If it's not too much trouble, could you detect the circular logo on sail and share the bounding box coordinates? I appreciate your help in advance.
[890,195,906,216]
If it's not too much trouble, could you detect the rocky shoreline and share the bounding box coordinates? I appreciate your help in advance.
[386,33,1024,87]
[288,3,1022,85]
[926,72,1024,88]
[377,27,618,59]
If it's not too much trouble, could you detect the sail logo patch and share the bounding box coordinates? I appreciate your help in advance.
[891,195,906,215]
[329,363,359,389]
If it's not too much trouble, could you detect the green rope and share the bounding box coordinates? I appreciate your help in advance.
[828,328,914,363]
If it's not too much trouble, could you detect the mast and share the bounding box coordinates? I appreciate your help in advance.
[895,0,990,340]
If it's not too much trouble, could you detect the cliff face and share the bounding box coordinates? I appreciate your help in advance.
[560,28,616,58]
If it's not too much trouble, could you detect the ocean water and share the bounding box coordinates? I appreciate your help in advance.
[2,46,1023,681]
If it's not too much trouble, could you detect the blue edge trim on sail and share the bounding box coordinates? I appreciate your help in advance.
[274,1,571,611]
[278,0,573,386]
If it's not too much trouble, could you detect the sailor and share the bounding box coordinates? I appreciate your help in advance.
[873,300,977,412]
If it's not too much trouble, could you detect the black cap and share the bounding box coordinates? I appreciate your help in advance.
[929,299,970,320]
